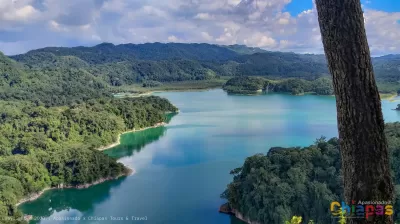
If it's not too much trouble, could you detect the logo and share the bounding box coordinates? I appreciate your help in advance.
[330,201,393,220]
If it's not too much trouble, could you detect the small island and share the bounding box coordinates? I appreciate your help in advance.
[222,76,334,95]
[220,125,400,224]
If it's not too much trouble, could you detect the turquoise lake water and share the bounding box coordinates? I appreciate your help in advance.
[19,89,400,224]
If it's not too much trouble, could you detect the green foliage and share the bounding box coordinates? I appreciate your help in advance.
[1,43,400,223]
[0,67,110,106]
[223,44,267,55]
[0,156,51,194]
[373,55,400,83]
[142,80,162,88]
[223,76,334,95]
[376,82,400,94]
[292,88,304,95]
[222,137,342,224]
[311,77,334,95]
[13,42,238,63]
[223,124,400,223]
[338,210,346,224]
[0,176,24,202]
[7,43,400,94]
[0,97,176,222]
[233,52,329,80]
[285,216,302,224]
[0,52,25,88]
[223,76,265,94]
[0,46,183,223]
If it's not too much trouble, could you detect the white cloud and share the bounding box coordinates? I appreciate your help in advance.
[227,0,241,6]
[3,5,38,21]
[142,5,169,18]
[248,11,261,20]
[0,0,399,56]
[0,0,40,30]
[80,24,91,30]
[168,35,179,42]
[278,18,289,25]
[201,31,213,41]
[279,39,290,48]
[91,34,101,41]
[244,33,277,48]
[194,13,214,20]
[101,0,127,12]
[363,9,400,55]
[49,20,64,31]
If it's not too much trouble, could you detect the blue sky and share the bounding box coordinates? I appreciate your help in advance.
[285,0,400,14]
[285,0,313,15]
[362,0,400,12]
[0,0,399,56]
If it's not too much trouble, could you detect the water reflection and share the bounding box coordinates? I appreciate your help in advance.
[20,114,178,223]
[104,113,177,159]
[19,178,126,224]
[104,127,167,159]
[21,90,400,224]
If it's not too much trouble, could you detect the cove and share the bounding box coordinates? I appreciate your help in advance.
[19,89,400,224]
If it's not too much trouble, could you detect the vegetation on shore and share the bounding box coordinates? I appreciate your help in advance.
[223,76,334,95]
[2,42,400,223]
[112,78,230,96]
[221,123,400,224]
[8,43,400,95]
[0,50,178,223]
[0,97,177,222]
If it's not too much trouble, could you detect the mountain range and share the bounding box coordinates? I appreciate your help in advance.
[0,43,399,105]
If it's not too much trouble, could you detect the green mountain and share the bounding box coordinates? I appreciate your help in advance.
[222,122,400,223]
[1,42,400,223]
[12,42,239,63]
[10,43,400,86]
[223,44,268,54]
[0,46,181,223]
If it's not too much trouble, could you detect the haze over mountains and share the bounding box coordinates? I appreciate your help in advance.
[1,43,399,106]
[7,43,400,83]
[1,43,400,223]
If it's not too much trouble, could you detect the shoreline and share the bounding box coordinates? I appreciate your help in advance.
[17,121,171,207]
[114,86,222,98]
[219,203,260,224]
[96,122,167,151]
[380,93,399,102]
[16,168,135,207]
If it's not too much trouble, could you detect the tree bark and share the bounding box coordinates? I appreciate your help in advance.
[315,0,394,223]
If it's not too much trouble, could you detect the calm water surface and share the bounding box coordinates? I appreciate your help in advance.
[20,89,400,224]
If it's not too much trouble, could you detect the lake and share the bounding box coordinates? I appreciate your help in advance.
[19,89,400,224]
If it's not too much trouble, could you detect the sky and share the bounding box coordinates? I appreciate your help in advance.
[0,0,399,56]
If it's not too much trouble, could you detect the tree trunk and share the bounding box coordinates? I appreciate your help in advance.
[315,0,394,223]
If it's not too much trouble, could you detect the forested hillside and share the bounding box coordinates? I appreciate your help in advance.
[223,76,334,95]
[11,44,329,81]
[12,42,238,63]
[0,50,178,223]
[9,43,400,93]
[223,44,268,55]
[1,42,400,223]
[221,122,400,224]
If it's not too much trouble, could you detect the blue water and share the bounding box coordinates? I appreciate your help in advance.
[19,89,400,224]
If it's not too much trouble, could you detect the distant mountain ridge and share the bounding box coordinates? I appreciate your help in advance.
[12,42,240,63]
[3,42,400,91]
[9,42,399,63]
[9,42,331,80]
[223,44,269,54]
